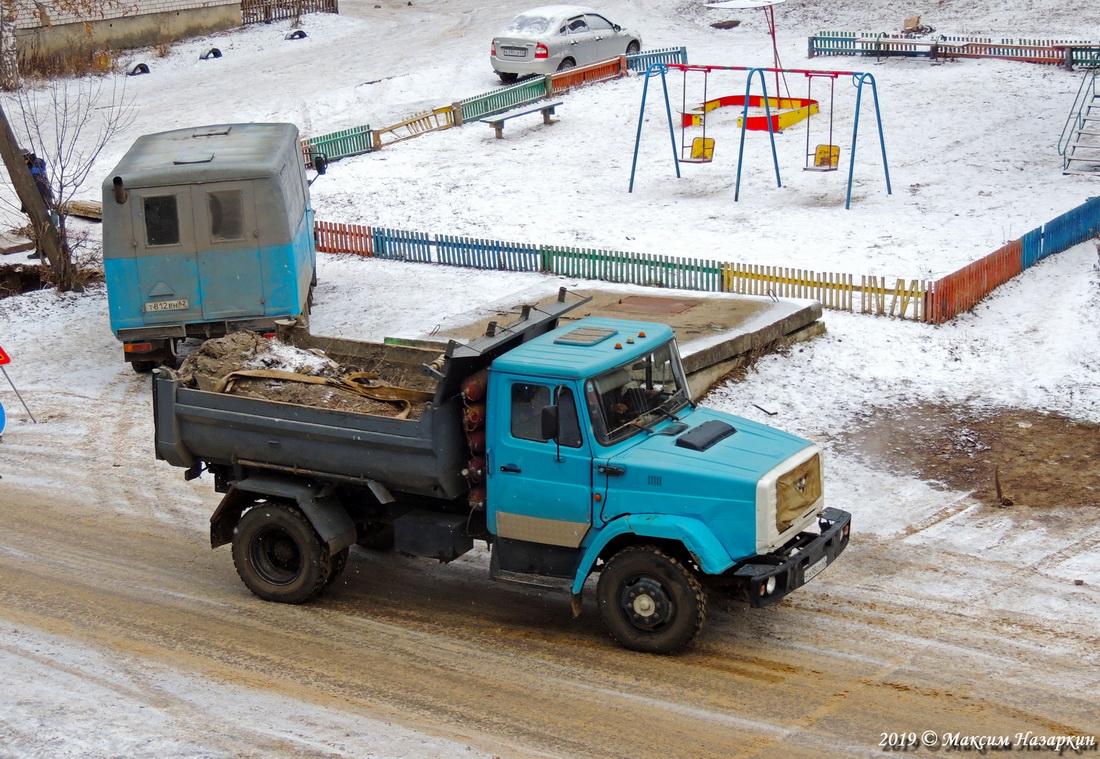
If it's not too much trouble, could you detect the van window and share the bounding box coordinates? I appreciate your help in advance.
[144,195,179,246]
[208,189,245,241]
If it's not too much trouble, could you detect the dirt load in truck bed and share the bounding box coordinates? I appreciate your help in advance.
[177,331,431,419]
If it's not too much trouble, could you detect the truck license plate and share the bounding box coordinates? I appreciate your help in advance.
[144,298,189,313]
[803,557,827,582]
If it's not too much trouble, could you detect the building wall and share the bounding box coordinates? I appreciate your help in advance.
[9,1,242,61]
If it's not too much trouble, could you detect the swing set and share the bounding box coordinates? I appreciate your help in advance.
[628,62,892,209]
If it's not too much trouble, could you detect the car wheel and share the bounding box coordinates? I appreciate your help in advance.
[497,71,519,84]
[626,41,640,56]
[557,58,576,72]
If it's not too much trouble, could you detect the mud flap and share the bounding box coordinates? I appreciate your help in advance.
[210,474,356,556]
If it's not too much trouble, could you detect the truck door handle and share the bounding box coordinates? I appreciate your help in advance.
[500,464,522,473]
[598,465,626,476]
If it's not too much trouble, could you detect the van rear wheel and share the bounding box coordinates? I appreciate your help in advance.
[596,545,707,654]
[232,501,331,603]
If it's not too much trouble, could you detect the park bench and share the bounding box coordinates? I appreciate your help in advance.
[483,102,562,139]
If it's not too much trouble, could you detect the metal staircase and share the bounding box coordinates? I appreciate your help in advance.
[1059,65,1100,175]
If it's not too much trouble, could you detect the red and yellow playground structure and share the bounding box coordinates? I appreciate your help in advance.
[682,94,819,133]
[628,62,892,209]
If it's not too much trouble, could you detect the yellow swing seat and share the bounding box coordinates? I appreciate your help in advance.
[805,144,840,172]
[681,137,715,164]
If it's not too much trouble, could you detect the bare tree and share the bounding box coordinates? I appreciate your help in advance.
[2,75,133,291]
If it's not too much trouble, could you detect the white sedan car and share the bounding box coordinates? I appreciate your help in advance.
[490,5,642,83]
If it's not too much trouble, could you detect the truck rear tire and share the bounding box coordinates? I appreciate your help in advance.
[232,501,332,604]
[596,545,707,654]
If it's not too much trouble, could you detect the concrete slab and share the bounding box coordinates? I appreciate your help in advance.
[402,283,824,399]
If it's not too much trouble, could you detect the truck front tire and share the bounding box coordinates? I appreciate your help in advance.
[232,501,332,604]
[596,545,707,654]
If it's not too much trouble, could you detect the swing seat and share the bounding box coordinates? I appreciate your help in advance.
[681,137,714,164]
[805,144,840,172]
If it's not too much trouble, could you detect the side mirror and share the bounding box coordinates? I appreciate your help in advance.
[314,155,328,175]
[540,404,560,441]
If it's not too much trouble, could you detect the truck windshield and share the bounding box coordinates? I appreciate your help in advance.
[584,340,691,446]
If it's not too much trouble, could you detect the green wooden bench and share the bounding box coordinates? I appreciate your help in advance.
[482,102,562,139]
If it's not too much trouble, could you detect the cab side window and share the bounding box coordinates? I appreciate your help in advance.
[511,383,551,442]
[510,384,583,448]
[144,195,180,246]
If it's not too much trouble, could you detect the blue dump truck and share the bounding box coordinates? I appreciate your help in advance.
[153,291,850,653]
[103,123,320,372]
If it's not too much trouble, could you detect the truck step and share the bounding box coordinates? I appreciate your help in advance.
[490,566,574,594]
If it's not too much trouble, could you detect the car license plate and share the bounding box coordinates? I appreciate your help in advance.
[502,47,526,58]
[803,557,827,582]
[144,298,188,313]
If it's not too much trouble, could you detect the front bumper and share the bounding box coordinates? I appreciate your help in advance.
[723,507,851,607]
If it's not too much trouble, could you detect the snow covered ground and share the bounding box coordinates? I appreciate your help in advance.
[1,0,1099,755]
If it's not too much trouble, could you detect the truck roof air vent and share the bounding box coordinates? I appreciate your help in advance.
[553,326,617,346]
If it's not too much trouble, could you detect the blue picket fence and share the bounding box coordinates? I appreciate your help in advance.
[627,46,688,72]
[373,228,433,262]
[1038,196,1100,261]
[436,234,542,271]
[1018,196,1100,270]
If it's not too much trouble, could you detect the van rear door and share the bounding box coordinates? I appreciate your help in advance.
[131,187,202,325]
[191,182,263,319]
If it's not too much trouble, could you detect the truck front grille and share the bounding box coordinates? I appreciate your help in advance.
[775,453,822,533]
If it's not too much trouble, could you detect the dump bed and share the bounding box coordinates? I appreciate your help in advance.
[153,368,470,500]
[152,289,587,500]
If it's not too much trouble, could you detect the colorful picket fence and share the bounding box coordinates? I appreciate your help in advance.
[301,47,690,166]
[809,31,1100,68]
[317,194,1100,325]
[924,196,1100,323]
[314,222,928,319]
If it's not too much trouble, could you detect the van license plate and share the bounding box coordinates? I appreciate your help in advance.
[803,557,827,582]
[144,299,188,313]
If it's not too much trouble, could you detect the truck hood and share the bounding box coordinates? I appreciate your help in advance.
[607,407,813,481]
[598,407,816,561]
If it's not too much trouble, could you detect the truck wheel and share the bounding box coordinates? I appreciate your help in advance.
[131,360,156,373]
[596,545,707,654]
[232,501,332,604]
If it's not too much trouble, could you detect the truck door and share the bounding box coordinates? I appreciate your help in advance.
[130,187,202,325]
[487,381,593,549]
[191,182,263,319]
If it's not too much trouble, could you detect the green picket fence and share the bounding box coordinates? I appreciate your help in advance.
[459,77,552,123]
[544,246,721,290]
[308,125,373,161]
